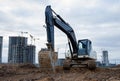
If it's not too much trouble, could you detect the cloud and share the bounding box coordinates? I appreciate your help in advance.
[11,8,34,18]
[0,11,11,23]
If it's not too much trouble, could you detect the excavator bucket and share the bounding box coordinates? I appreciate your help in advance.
[38,48,58,71]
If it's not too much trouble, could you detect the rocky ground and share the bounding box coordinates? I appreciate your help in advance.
[0,64,120,81]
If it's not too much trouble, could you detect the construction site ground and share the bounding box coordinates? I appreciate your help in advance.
[0,64,120,81]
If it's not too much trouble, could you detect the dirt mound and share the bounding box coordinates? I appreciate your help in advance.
[84,68,120,81]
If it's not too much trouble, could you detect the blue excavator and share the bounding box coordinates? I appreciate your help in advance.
[39,5,96,70]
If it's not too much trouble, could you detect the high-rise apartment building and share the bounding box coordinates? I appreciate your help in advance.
[102,50,109,66]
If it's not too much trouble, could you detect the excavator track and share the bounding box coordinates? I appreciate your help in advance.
[63,59,96,70]
[87,60,96,70]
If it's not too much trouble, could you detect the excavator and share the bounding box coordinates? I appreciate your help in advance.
[38,5,96,70]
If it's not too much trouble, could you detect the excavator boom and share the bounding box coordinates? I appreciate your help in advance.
[45,6,78,55]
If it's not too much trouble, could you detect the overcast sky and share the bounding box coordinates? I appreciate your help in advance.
[0,0,120,63]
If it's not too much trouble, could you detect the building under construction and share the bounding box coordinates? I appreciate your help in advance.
[25,45,36,64]
[0,36,3,63]
[8,36,28,63]
[8,36,36,64]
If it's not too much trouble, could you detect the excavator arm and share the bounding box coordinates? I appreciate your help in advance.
[45,6,78,56]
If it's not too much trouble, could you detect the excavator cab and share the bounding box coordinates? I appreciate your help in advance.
[78,39,92,57]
